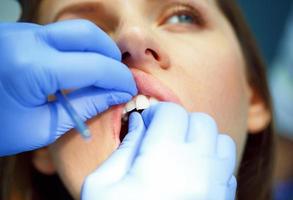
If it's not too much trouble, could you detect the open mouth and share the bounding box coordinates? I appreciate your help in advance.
[119,95,160,141]
[113,68,182,143]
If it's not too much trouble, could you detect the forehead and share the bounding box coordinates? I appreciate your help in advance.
[39,0,216,23]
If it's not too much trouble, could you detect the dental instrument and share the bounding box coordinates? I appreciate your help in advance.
[56,90,91,140]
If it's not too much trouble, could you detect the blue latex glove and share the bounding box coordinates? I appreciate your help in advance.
[0,20,137,156]
[82,103,237,200]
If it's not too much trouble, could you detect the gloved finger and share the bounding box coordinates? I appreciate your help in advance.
[226,176,237,200]
[186,113,218,156]
[215,134,237,182]
[42,19,121,60]
[51,87,133,139]
[207,134,236,187]
[140,103,188,153]
[44,52,137,96]
[208,175,236,200]
[82,112,145,189]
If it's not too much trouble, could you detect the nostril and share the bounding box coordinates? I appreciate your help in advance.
[122,52,131,61]
[145,48,160,61]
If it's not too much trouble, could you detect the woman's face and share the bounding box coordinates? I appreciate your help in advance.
[34,0,270,199]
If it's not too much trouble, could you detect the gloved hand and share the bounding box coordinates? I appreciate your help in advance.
[0,20,137,156]
[82,103,237,200]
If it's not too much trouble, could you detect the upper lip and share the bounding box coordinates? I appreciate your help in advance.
[130,68,181,104]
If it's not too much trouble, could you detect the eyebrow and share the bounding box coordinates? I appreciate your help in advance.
[53,0,210,22]
[53,1,104,22]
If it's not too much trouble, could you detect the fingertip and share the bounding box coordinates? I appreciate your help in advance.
[191,113,218,130]
[122,66,138,96]
[109,92,133,105]
[141,102,186,128]
[229,176,237,188]
[130,83,138,96]
[186,113,219,155]
[118,112,145,163]
[227,176,237,200]
[140,102,165,122]
[125,82,137,97]
[101,61,137,96]
[111,44,122,62]
[141,105,156,127]
[217,134,237,177]
[128,112,144,133]
[187,113,218,141]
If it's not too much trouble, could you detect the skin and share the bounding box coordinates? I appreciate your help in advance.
[32,0,271,199]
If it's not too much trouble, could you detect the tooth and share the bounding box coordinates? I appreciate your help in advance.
[136,95,150,110]
[125,100,136,112]
[149,97,159,106]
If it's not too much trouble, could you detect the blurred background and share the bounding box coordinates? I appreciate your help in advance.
[0,0,292,199]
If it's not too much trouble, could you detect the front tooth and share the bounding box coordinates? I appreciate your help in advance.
[125,100,136,112]
[149,97,159,106]
[136,95,150,110]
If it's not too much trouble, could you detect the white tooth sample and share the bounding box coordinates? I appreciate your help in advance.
[149,97,159,106]
[136,95,150,110]
[125,100,136,112]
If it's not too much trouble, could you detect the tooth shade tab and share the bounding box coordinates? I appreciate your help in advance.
[122,95,160,118]
[136,95,149,110]
[125,100,136,112]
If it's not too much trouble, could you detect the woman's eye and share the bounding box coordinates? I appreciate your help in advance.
[166,14,196,25]
[159,3,206,29]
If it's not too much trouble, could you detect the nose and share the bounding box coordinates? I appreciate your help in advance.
[116,26,170,70]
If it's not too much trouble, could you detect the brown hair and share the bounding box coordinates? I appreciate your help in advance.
[1,0,275,199]
[218,1,275,199]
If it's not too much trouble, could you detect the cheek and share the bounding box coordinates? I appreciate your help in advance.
[165,33,250,164]
[48,111,118,199]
